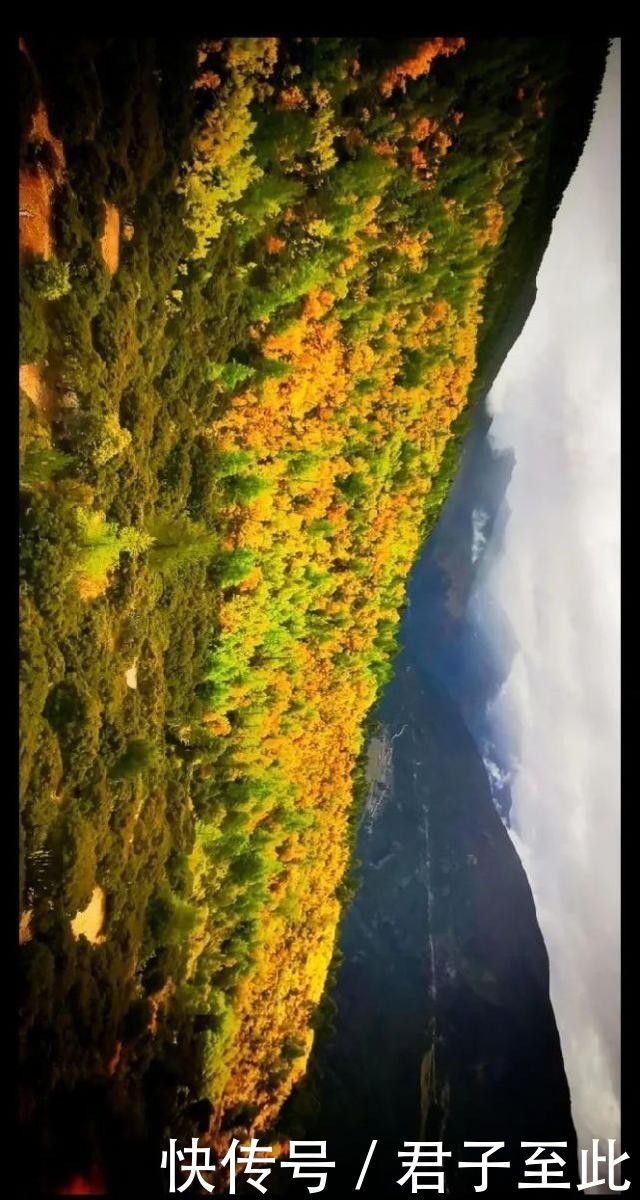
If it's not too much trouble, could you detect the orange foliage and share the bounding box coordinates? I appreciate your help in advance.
[265,235,286,254]
[202,712,233,736]
[153,32,556,1143]
[373,138,397,161]
[410,146,429,173]
[279,86,306,110]
[205,250,487,1131]
[475,199,504,248]
[379,37,465,97]
[431,128,453,156]
[194,70,222,91]
[412,115,434,141]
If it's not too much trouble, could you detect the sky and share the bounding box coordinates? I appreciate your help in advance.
[478,41,621,1158]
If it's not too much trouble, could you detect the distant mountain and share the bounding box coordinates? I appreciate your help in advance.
[284,657,577,1194]
[403,401,517,819]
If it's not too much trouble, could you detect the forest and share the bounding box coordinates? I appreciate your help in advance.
[18,34,607,1193]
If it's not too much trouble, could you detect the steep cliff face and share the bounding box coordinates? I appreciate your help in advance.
[283,659,577,1195]
[19,35,607,1194]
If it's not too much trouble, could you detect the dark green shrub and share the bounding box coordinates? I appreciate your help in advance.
[111,738,158,780]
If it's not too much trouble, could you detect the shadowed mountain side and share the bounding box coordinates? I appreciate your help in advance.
[402,401,518,823]
[281,657,576,1195]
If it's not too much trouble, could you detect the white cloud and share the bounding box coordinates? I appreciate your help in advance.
[471,507,489,564]
[479,41,621,1154]
[480,746,511,793]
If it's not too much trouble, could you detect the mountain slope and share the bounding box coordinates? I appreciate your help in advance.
[283,659,577,1194]
[18,35,607,1193]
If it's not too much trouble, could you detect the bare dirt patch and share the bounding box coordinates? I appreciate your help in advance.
[19,362,55,419]
[19,80,66,264]
[107,1041,123,1076]
[20,909,33,945]
[100,201,120,275]
[122,790,145,860]
[20,168,55,261]
[125,659,138,689]
[148,978,175,1036]
[71,885,106,945]
[30,103,65,175]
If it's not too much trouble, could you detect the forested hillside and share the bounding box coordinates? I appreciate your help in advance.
[281,659,579,1196]
[18,35,606,1192]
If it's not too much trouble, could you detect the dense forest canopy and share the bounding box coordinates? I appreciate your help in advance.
[18,34,607,1193]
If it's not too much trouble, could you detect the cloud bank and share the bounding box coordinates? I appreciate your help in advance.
[479,42,620,1153]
